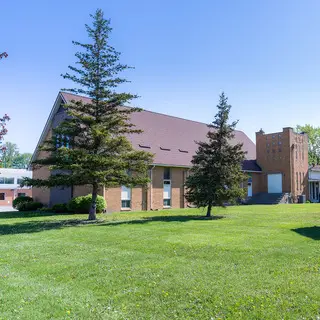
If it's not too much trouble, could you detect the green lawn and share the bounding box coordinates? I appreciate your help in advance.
[0,205,319,319]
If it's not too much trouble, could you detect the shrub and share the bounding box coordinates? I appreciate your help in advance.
[12,196,33,209]
[52,203,69,213]
[17,201,44,212]
[67,194,106,214]
[38,207,54,213]
[306,200,311,204]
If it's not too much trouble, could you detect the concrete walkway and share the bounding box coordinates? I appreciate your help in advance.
[0,206,16,212]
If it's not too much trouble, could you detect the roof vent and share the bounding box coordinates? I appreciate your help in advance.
[178,149,188,153]
[160,147,171,151]
[139,144,151,149]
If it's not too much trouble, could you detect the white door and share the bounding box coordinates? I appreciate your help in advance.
[268,174,282,193]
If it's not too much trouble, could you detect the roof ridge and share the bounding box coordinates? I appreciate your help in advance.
[60,91,244,134]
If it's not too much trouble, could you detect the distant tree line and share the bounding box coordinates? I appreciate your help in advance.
[296,125,320,165]
[0,141,32,169]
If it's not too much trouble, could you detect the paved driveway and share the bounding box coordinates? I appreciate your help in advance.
[0,206,16,212]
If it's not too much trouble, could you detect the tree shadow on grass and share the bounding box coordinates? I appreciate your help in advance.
[292,226,320,240]
[103,215,225,227]
[0,219,102,236]
[0,215,224,236]
[0,211,75,219]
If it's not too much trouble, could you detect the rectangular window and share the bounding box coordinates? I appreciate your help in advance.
[56,134,70,149]
[0,177,4,184]
[163,180,171,207]
[17,178,23,185]
[18,193,26,197]
[0,193,5,201]
[4,177,14,184]
[121,186,131,209]
[163,167,171,180]
[300,172,303,191]
[296,172,298,190]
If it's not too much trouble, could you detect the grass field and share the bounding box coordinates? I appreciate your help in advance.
[0,205,319,319]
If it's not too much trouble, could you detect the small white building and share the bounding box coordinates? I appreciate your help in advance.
[0,168,32,206]
[308,165,320,202]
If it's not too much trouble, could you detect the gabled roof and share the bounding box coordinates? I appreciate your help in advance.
[32,92,257,168]
[242,160,261,172]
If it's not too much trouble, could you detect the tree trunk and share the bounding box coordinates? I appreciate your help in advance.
[88,184,98,220]
[206,202,212,217]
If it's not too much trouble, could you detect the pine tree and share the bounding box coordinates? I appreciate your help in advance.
[185,93,247,217]
[24,9,153,220]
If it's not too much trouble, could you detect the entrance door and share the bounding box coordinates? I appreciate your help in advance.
[268,174,282,193]
[247,181,252,197]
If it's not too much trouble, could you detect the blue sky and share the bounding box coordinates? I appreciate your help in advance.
[1,0,320,153]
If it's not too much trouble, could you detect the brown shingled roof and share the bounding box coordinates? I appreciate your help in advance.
[60,92,257,168]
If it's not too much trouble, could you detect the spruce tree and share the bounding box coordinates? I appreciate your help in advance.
[185,93,247,217]
[24,9,153,220]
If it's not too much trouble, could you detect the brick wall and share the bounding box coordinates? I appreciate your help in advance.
[103,166,188,212]
[0,189,13,206]
[105,187,121,213]
[255,127,308,196]
[32,146,51,206]
[291,131,309,198]
[0,189,32,206]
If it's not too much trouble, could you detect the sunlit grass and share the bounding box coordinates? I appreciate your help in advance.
[0,205,319,319]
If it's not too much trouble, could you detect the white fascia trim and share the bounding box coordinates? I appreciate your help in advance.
[151,163,191,168]
[152,164,262,173]
[29,93,65,166]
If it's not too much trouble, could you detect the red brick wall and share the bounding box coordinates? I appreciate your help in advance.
[0,189,32,206]
[103,166,188,212]
[255,127,308,196]
[0,189,13,206]
[32,130,52,206]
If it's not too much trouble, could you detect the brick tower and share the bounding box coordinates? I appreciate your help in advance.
[255,127,308,199]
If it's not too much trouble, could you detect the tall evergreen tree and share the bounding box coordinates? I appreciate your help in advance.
[24,9,153,220]
[185,93,247,217]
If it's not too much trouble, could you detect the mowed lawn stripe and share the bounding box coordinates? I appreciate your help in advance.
[0,205,319,319]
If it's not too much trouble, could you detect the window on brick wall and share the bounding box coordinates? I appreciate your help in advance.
[300,172,303,191]
[121,186,131,209]
[55,134,70,149]
[163,180,171,207]
[18,193,26,197]
[296,172,298,190]
[163,167,171,180]
[0,193,5,201]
